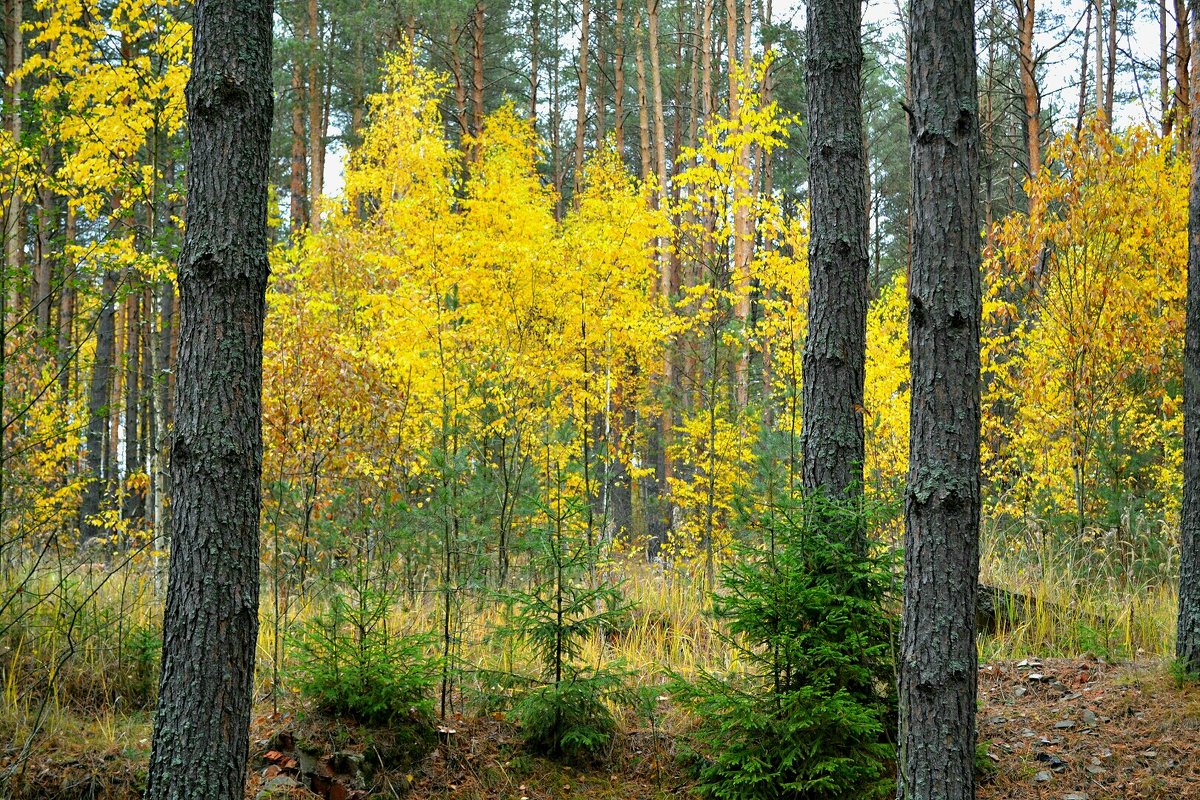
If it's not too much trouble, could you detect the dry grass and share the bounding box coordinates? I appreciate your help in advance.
[0,537,1186,798]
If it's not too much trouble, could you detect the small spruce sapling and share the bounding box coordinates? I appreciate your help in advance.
[288,548,439,737]
[672,496,898,800]
[498,464,633,763]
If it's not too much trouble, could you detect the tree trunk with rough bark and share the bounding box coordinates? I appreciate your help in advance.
[801,0,868,538]
[144,1,272,797]
[1179,0,1200,677]
[898,0,982,793]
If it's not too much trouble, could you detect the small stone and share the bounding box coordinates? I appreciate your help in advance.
[1035,770,1053,782]
[1064,793,1089,800]
[1054,720,1076,729]
[1082,710,1097,726]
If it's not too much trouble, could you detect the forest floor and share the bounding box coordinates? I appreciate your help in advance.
[976,656,1200,800]
[8,657,1200,799]
[247,657,1200,800]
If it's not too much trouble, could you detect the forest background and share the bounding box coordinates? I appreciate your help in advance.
[0,0,1191,796]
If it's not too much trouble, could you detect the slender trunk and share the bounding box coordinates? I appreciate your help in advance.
[1077,2,1092,132]
[123,290,142,523]
[289,59,308,232]
[614,0,625,156]
[1095,0,1105,120]
[34,162,54,335]
[687,0,701,157]
[307,0,324,230]
[153,279,174,596]
[57,208,75,400]
[530,0,540,126]
[1177,0,1191,140]
[726,0,752,406]
[595,5,606,145]
[472,2,486,136]
[551,0,563,208]
[899,0,982,795]
[648,0,673,545]
[81,272,117,541]
[144,1,272,797]
[801,0,868,536]
[574,0,591,197]
[1016,0,1041,176]
[1104,0,1117,125]
[1162,0,1171,135]
[4,0,22,282]
[451,29,469,138]
[648,0,668,217]
[635,16,652,182]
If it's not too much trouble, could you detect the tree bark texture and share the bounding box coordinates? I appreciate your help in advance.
[801,0,869,524]
[144,1,272,798]
[1179,0,1200,676]
[898,0,982,793]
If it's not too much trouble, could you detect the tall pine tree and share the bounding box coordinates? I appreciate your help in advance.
[145,1,273,798]
[898,0,982,795]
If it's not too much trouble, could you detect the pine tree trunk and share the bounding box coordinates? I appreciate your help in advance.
[530,0,540,126]
[1179,0,1200,676]
[635,17,652,182]
[451,30,469,138]
[647,0,674,550]
[726,0,752,407]
[594,5,606,145]
[1076,2,1091,132]
[1177,0,1191,140]
[801,0,868,526]
[898,0,982,793]
[614,0,625,156]
[1016,0,1041,176]
[307,0,324,230]
[472,2,486,136]
[289,58,308,232]
[573,0,591,197]
[144,1,272,797]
